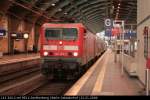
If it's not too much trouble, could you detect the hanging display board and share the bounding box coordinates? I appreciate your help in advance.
[11,32,29,39]
[143,26,150,59]
[104,18,113,37]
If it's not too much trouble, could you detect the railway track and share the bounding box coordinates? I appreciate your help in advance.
[0,58,41,83]
[27,80,74,95]
[0,64,74,96]
[0,71,74,96]
[0,58,46,95]
[0,70,46,95]
[0,55,100,95]
[0,67,40,83]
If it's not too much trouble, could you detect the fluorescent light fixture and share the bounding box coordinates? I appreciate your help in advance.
[51,3,56,6]
[64,12,68,15]
[58,9,62,12]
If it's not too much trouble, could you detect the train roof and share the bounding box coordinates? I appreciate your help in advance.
[41,23,85,28]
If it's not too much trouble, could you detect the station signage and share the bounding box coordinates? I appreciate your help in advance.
[11,32,29,39]
[104,18,113,37]
[104,18,113,29]
[105,28,112,37]
[0,29,6,37]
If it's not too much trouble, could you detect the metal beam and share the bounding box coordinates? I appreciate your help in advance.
[47,0,71,17]
[69,0,109,16]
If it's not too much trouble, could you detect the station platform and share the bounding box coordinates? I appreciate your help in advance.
[0,53,40,65]
[65,49,143,96]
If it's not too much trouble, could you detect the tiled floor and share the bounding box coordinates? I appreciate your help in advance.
[65,49,143,96]
[100,50,142,95]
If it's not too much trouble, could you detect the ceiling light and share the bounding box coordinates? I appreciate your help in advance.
[24,33,29,39]
[118,3,121,6]
[118,6,120,9]
[112,6,114,9]
[58,9,62,12]
[51,3,56,6]
[116,13,119,17]
[64,12,68,15]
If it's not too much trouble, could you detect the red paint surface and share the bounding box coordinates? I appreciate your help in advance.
[146,58,150,69]
[40,23,106,65]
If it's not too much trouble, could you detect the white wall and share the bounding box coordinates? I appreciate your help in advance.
[137,0,150,84]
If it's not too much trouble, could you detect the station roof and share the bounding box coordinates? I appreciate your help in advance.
[0,0,137,33]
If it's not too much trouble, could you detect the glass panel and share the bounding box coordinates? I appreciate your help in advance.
[62,28,78,40]
[45,28,78,40]
[45,29,61,40]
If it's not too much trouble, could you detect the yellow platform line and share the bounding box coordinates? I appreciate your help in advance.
[91,50,110,95]
[65,50,109,96]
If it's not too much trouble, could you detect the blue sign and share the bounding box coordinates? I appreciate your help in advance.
[124,30,137,39]
[105,28,112,37]
[0,29,6,37]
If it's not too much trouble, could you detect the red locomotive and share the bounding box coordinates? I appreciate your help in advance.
[40,23,106,79]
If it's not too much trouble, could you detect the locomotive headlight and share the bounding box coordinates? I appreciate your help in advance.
[59,41,63,45]
[73,52,78,57]
[43,51,48,56]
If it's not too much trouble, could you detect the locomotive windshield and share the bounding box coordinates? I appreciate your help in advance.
[45,29,61,40]
[45,28,78,40]
[62,28,78,40]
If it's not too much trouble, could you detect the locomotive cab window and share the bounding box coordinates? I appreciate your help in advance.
[45,29,61,40]
[62,28,78,40]
[45,28,78,40]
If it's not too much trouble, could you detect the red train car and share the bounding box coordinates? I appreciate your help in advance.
[40,23,106,79]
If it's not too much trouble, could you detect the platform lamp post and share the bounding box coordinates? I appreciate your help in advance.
[112,24,120,63]
[146,60,150,96]
[122,21,125,76]
[144,26,150,96]
[24,33,29,55]
[113,20,125,76]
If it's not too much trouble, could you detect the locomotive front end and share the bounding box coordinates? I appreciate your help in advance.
[40,24,83,79]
